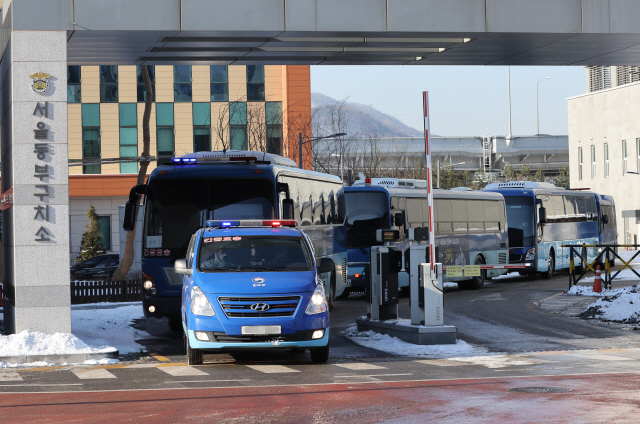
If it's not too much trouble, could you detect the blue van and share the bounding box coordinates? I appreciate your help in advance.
[175,219,331,365]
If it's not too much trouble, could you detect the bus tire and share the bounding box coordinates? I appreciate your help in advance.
[336,287,351,299]
[326,267,336,312]
[186,332,203,366]
[542,251,554,280]
[310,344,330,363]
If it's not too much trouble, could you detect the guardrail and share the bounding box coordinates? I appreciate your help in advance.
[562,244,640,290]
[71,279,142,304]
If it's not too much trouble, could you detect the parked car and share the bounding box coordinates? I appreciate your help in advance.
[71,254,120,280]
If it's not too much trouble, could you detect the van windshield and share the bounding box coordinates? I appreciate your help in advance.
[199,236,313,272]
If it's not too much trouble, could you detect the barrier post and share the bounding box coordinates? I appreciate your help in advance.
[569,248,574,288]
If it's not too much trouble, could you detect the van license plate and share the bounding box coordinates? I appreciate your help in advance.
[241,326,281,335]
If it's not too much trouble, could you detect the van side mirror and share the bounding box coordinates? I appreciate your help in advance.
[602,214,609,224]
[539,207,547,224]
[317,258,334,274]
[394,212,404,227]
[282,199,294,220]
[174,259,192,276]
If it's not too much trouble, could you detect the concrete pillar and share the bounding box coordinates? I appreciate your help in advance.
[1,31,70,334]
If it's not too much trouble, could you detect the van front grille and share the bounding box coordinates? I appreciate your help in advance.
[217,296,301,318]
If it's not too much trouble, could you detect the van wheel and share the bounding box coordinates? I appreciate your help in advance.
[310,344,329,363]
[542,251,554,280]
[186,334,203,366]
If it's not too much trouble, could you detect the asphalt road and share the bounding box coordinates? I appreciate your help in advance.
[3,271,640,422]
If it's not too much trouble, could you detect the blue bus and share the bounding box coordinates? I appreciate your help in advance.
[483,181,617,278]
[343,182,509,292]
[123,150,347,331]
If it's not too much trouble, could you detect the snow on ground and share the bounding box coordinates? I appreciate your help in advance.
[571,284,640,324]
[344,319,489,359]
[0,303,152,367]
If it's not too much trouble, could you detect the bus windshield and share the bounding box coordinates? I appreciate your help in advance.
[504,196,535,247]
[345,192,389,249]
[199,236,312,272]
[144,178,275,251]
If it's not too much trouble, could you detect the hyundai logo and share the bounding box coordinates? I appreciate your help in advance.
[252,277,265,284]
[251,303,270,312]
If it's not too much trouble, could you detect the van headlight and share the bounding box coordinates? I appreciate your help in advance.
[190,286,215,316]
[525,248,535,261]
[305,284,327,315]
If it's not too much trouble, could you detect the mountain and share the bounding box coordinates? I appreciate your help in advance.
[311,93,422,138]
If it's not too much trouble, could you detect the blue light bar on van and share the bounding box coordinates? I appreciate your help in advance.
[171,157,197,164]
[206,220,297,228]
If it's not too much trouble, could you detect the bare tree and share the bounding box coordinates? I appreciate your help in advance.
[111,65,153,281]
[214,102,231,150]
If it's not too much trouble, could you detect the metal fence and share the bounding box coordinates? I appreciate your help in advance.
[563,244,640,290]
[70,279,142,304]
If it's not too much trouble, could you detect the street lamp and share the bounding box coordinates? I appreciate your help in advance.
[298,132,347,169]
[537,76,550,135]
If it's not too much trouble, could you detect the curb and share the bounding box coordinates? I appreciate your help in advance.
[0,349,119,365]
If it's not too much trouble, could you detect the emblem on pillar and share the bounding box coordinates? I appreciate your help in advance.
[30,72,52,93]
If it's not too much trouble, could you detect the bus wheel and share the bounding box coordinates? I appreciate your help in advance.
[327,271,336,312]
[542,251,554,280]
[470,255,486,290]
[336,287,351,299]
[186,331,203,366]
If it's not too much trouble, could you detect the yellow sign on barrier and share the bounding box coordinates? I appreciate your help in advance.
[465,265,481,276]
[446,265,463,277]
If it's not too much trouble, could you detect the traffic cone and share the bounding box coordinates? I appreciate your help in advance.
[593,265,602,293]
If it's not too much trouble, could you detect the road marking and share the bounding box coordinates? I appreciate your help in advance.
[415,359,469,367]
[469,293,505,303]
[335,363,387,370]
[72,369,117,379]
[246,365,300,373]
[170,379,251,383]
[440,355,544,369]
[0,372,23,381]
[0,383,82,387]
[334,373,412,378]
[158,366,209,377]
[565,352,632,361]
[125,364,162,369]
[149,353,171,362]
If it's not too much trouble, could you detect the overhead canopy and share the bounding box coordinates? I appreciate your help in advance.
[6,0,640,65]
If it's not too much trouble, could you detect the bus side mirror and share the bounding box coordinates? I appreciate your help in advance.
[317,258,334,274]
[539,207,547,224]
[394,212,404,227]
[174,259,192,276]
[123,184,146,231]
[602,214,609,224]
[282,199,294,220]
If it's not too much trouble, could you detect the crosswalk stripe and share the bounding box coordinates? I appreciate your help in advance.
[565,352,632,361]
[415,359,469,367]
[335,363,386,370]
[0,372,23,381]
[158,366,209,377]
[72,369,117,379]
[125,364,161,369]
[246,365,300,373]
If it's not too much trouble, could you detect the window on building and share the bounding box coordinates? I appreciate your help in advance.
[193,103,211,152]
[136,65,155,102]
[97,216,111,251]
[636,138,640,173]
[119,103,138,174]
[211,65,229,102]
[68,66,81,103]
[590,145,596,178]
[623,140,628,175]
[246,65,265,101]
[604,142,609,177]
[174,65,192,102]
[578,146,583,181]
[229,102,247,150]
[156,103,175,165]
[266,102,283,154]
[99,65,118,102]
[82,104,101,174]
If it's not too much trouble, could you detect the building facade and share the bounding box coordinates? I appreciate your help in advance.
[67,64,311,262]
[568,75,640,246]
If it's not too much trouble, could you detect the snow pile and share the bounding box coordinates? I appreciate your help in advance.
[344,325,488,358]
[566,284,627,297]
[0,303,151,367]
[580,285,640,324]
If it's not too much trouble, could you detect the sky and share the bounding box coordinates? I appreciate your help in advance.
[310,65,586,137]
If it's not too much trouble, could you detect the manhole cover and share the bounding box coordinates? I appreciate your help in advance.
[509,387,572,394]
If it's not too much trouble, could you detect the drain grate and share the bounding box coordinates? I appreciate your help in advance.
[509,387,572,394]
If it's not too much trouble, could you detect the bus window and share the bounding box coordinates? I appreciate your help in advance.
[564,196,577,222]
[576,196,587,220]
[504,196,535,248]
[451,199,467,223]
[346,191,389,249]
